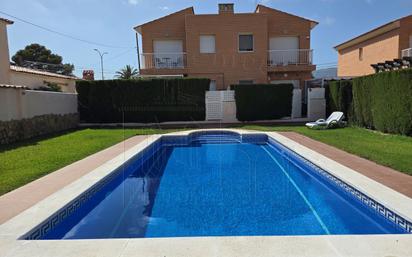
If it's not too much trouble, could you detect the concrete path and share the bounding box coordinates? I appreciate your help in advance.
[279,132,412,198]
[0,135,149,225]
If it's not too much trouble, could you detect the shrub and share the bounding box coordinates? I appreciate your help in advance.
[352,69,412,135]
[232,83,293,121]
[76,78,210,123]
[327,80,353,120]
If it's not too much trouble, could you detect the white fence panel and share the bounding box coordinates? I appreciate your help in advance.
[307,88,326,120]
[205,90,237,121]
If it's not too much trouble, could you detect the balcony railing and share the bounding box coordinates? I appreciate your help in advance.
[401,48,412,58]
[140,53,186,69]
[268,49,313,66]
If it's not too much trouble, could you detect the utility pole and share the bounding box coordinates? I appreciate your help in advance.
[94,49,108,80]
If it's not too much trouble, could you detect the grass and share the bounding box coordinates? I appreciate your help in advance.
[0,128,176,196]
[1,125,411,196]
[240,125,412,176]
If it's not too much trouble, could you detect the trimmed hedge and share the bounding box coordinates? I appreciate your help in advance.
[76,78,210,123]
[232,83,293,121]
[326,80,353,120]
[352,69,412,135]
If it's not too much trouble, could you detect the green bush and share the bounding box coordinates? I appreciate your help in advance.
[76,78,210,123]
[232,83,293,121]
[327,80,353,120]
[352,69,412,135]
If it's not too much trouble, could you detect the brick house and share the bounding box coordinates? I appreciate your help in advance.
[335,15,412,77]
[134,4,317,90]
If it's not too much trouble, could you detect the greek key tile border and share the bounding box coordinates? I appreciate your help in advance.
[22,138,163,240]
[268,137,412,234]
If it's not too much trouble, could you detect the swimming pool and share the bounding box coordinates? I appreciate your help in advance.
[25,131,410,239]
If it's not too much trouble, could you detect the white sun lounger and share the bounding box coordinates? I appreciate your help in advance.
[306,111,345,129]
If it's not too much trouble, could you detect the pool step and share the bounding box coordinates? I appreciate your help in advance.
[191,134,241,144]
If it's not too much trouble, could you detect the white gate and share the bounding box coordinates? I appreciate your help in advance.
[205,90,236,121]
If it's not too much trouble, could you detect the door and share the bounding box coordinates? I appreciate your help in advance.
[270,80,300,89]
[269,37,299,65]
[153,40,183,68]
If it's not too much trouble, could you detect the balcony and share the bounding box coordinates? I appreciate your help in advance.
[140,53,187,70]
[401,48,412,58]
[268,49,313,66]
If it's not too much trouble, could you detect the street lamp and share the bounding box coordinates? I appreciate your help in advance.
[94,49,108,80]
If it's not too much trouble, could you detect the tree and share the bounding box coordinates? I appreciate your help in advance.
[12,43,74,76]
[115,65,139,79]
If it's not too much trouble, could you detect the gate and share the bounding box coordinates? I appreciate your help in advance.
[205,91,236,121]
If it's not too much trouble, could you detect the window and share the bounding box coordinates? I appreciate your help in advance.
[239,80,254,85]
[239,34,254,52]
[200,35,215,53]
[359,48,363,61]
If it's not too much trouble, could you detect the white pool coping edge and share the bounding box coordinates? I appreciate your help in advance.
[0,129,411,257]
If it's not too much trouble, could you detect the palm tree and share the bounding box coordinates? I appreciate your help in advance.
[115,65,139,79]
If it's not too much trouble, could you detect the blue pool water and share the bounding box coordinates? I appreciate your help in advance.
[40,132,406,239]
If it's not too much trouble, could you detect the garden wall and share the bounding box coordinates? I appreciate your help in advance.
[0,114,78,145]
[0,87,78,144]
[76,78,210,123]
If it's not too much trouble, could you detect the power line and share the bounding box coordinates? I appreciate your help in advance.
[0,10,135,49]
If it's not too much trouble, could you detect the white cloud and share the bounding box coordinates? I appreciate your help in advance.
[128,0,139,5]
[159,6,169,11]
[324,16,336,26]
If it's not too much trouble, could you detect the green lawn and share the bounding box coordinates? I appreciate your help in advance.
[240,125,412,176]
[0,128,176,196]
[1,126,411,196]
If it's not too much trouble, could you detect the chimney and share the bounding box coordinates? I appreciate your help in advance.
[0,18,13,84]
[218,3,234,14]
[82,70,95,80]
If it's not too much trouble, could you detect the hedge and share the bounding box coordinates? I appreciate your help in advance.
[76,78,210,123]
[326,80,353,120]
[232,83,293,121]
[352,69,412,135]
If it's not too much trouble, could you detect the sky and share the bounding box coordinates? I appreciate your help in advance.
[1,0,411,79]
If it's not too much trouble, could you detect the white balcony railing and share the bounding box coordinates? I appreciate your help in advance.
[140,53,186,69]
[401,48,412,58]
[268,49,313,66]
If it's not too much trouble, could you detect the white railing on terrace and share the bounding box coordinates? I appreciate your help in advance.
[268,49,313,66]
[140,53,186,69]
[401,48,412,58]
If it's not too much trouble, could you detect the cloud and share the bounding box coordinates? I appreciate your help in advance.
[324,16,336,26]
[128,0,139,5]
[159,6,169,11]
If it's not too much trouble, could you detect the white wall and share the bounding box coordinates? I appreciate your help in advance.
[10,71,76,93]
[291,89,302,119]
[0,88,77,121]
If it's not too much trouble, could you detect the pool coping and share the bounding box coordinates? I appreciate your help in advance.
[0,129,411,257]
